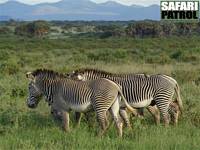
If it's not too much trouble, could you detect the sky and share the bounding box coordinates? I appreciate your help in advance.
[0,0,159,6]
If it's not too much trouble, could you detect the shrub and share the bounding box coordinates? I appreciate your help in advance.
[15,21,50,37]
[171,70,200,84]
[145,53,171,64]
[126,21,162,38]
[0,26,12,35]
[0,59,20,75]
[86,49,128,63]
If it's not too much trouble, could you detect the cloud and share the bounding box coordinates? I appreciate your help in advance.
[91,0,159,6]
[0,0,60,4]
[0,0,8,3]
[0,0,159,6]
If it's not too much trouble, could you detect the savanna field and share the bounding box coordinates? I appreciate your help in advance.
[0,34,200,149]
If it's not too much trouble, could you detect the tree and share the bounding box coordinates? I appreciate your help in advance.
[161,22,176,36]
[15,24,28,36]
[175,23,196,36]
[95,25,125,38]
[15,20,50,37]
[126,21,162,38]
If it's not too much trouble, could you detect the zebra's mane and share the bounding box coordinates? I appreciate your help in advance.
[32,69,66,79]
[74,68,147,77]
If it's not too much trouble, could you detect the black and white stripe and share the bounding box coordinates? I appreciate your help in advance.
[26,69,136,137]
[69,69,183,126]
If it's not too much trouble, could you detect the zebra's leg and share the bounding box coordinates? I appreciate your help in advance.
[155,98,170,127]
[119,108,131,129]
[163,114,170,127]
[171,110,179,126]
[62,111,70,132]
[147,105,160,125]
[74,112,82,127]
[104,113,109,128]
[168,102,180,126]
[96,111,108,137]
[110,98,123,137]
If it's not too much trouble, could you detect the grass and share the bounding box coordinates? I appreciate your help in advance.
[0,35,200,149]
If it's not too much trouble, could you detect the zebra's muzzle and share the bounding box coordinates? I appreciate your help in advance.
[27,98,38,108]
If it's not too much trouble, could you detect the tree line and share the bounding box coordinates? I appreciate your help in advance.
[0,20,200,38]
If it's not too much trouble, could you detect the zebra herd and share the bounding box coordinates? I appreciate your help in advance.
[26,68,183,137]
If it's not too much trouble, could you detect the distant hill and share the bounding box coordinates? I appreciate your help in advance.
[0,15,11,21]
[0,0,160,21]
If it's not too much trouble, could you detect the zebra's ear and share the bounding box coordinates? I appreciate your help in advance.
[26,72,35,81]
[64,73,70,78]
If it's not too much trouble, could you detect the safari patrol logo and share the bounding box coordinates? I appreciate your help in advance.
[161,0,199,21]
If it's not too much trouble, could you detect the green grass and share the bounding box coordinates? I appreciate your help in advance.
[0,35,200,149]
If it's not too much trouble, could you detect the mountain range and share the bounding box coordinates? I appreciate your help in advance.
[0,0,160,21]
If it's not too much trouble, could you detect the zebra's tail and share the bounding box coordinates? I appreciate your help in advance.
[174,83,183,113]
[104,78,138,115]
[118,88,138,116]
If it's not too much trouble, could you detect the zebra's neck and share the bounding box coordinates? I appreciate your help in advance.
[86,72,108,80]
[39,79,58,106]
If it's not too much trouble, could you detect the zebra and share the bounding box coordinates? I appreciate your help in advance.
[26,69,136,137]
[67,68,183,126]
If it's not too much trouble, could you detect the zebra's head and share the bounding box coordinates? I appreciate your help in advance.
[26,72,42,108]
[68,68,109,81]
[68,68,104,81]
[67,70,85,81]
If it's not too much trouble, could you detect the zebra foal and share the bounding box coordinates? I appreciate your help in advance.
[26,69,135,137]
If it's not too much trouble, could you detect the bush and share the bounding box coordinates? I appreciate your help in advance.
[171,70,200,84]
[0,59,20,75]
[126,21,162,38]
[95,25,125,38]
[171,51,200,63]
[15,21,50,37]
[86,49,128,63]
[170,51,182,60]
[0,26,12,34]
[145,53,171,64]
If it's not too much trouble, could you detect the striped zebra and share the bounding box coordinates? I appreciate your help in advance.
[68,68,183,126]
[26,69,136,137]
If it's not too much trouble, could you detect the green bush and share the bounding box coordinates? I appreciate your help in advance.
[0,59,20,75]
[145,53,171,64]
[15,21,50,37]
[86,49,128,63]
[0,26,12,35]
[171,70,200,84]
